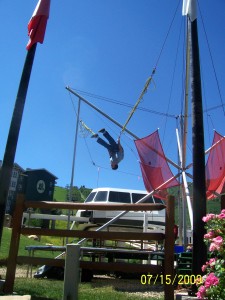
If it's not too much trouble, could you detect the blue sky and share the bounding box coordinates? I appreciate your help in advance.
[0,1,225,192]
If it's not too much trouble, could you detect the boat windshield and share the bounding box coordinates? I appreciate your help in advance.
[85,192,96,203]
[94,191,108,202]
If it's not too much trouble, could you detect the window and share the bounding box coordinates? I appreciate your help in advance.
[11,181,16,188]
[94,191,108,202]
[85,192,96,203]
[108,191,131,203]
[132,193,147,203]
[154,197,164,204]
[144,197,154,203]
[12,171,18,178]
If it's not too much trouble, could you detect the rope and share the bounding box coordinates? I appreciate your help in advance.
[71,88,177,119]
[161,15,184,146]
[198,2,225,117]
[120,68,156,135]
[120,1,181,136]
[83,135,96,166]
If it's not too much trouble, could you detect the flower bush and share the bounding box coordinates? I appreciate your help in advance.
[196,210,225,299]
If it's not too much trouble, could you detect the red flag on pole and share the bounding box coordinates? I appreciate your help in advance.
[26,0,50,50]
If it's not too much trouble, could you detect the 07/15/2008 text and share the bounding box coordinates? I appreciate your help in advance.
[140,274,203,285]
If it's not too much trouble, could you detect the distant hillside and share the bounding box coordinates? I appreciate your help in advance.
[53,185,92,202]
[168,185,221,226]
[53,185,221,220]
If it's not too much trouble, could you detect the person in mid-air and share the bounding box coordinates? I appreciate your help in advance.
[91,128,124,170]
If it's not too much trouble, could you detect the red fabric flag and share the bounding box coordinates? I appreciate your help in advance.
[135,131,179,199]
[26,0,50,50]
[205,131,225,199]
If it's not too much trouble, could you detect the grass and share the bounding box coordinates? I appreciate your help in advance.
[0,228,71,261]
[0,228,11,261]
[12,278,63,299]
[53,186,67,202]
[6,278,164,300]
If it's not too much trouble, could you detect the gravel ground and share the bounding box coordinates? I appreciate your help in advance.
[0,266,28,278]
[91,275,165,299]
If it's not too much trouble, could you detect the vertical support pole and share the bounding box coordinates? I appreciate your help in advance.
[63,244,80,300]
[4,194,25,293]
[164,195,175,300]
[67,98,81,242]
[0,44,37,246]
[190,16,207,284]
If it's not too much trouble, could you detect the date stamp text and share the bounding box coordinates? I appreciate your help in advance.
[140,274,203,285]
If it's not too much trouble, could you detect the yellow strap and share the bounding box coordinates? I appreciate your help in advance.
[121,68,156,135]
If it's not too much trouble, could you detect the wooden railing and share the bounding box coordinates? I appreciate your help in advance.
[4,194,175,300]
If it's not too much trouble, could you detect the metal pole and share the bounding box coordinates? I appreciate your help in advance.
[182,18,191,169]
[176,129,193,230]
[0,44,37,247]
[66,87,139,138]
[186,134,225,170]
[66,98,81,243]
[189,14,207,283]
[63,244,80,300]
[66,86,180,170]
[69,98,81,202]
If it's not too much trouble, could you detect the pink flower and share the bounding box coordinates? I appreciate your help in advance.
[201,258,217,272]
[201,264,207,272]
[213,236,223,246]
[209,236,224,251]
[218,213,225,219]
[208,258,216,266]
[209,242,220,252]
[204,231,215,239]
[196,285,206,299]
[204,273,219,288]
[202,214,216,222]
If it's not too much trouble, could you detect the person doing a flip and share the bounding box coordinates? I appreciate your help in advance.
[91,128,124,170]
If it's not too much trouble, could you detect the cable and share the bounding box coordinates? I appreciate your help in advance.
[154,0,181,69]
[69,3,182,128]
[161,15,185,145]
[91,162,143,179]
[198,2,225,117]
[71,88,177,119]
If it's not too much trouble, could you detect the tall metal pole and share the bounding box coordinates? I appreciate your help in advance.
[176,129,193,231]
[177,17,191,249]
[69,98,81,202]
[189,15,207,282]
[66,98,81,243]
[0,44,37,247]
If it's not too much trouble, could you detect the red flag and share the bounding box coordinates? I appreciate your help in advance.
[26,0,50,50]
